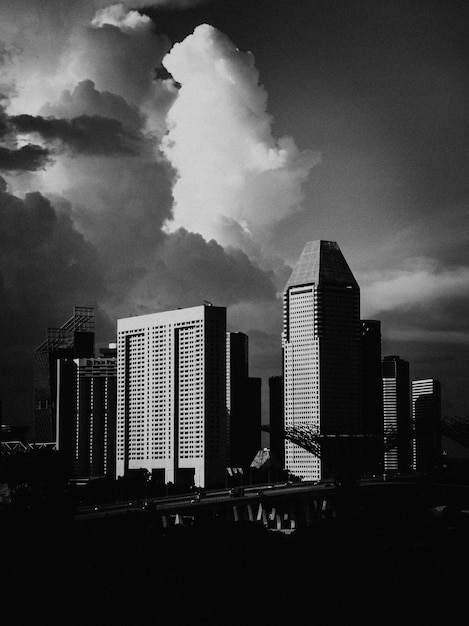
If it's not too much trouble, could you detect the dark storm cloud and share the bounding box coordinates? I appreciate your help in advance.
[10,113,140,156]
[246,329,282,373]
[134,228,278,313]
[0,107,9,137]
[377,292,469,338]
[0,104,51,170]
[0,177,107,346]
[0,144,50,171]
[376,210,469,273]
[0,176,113,424]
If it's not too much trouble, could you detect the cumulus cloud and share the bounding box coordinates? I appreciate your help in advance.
[161,24,319,247]
[1,1,173,119]
[0,3,317,427]
[0,14,281,324]
[91,4,153,30]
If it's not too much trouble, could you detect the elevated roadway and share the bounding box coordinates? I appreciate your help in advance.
[74,475,469,530]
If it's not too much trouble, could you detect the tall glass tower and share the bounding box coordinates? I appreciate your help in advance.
[282,241,361,481]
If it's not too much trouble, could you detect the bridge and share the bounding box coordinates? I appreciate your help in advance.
[0,441,57,454]
[75,480,333,531]
[74,475,469,531]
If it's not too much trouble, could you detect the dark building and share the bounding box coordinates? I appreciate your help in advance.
[245,376,262,463]
[360,320,384,474]
[269,376,284,470]
[382,355,412,474]
[412,379,442,473]
[226,332,261,469]
[57,345,117,478]
[34,307,95,443]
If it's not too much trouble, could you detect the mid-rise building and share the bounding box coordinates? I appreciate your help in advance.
[56,345,117,478]
[116,304,227,488]
[382,355,412,473]
[412,378,442,473]
[34,307,95,443]
[282,240,361,481]
[226,332,261,469]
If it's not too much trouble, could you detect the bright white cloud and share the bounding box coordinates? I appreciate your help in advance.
[1,2,313,364]
[91,4,152,30]
[161,24,319,247]
[2,1,171,118]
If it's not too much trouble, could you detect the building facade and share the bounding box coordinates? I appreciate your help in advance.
[382,355,412,474]
[412,378,442,473]
[116,304,227,488]
[56,346,117,479]
[34,307,95,443]
[282,240,361,481]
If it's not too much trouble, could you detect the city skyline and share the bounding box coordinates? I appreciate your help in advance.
[1,0,469,426]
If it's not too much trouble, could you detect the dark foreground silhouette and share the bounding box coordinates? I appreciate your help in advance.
[2,485,469,626]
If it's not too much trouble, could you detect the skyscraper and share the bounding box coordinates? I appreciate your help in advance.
[282,240,361,481]
[116,304,227,488]
[412,378,442,473]
[226,332,261,469]
[382,355,412,474]
[34,307,95,443]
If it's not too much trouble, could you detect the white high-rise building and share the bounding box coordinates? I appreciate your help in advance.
[116,304,227,488]
[282,240,361,481]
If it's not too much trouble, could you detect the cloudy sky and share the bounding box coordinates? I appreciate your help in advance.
[1,0,468,427]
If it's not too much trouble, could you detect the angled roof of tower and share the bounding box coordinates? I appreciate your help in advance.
[285,240,359,289]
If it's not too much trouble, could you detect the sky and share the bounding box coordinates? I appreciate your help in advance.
[1,0,468,429]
